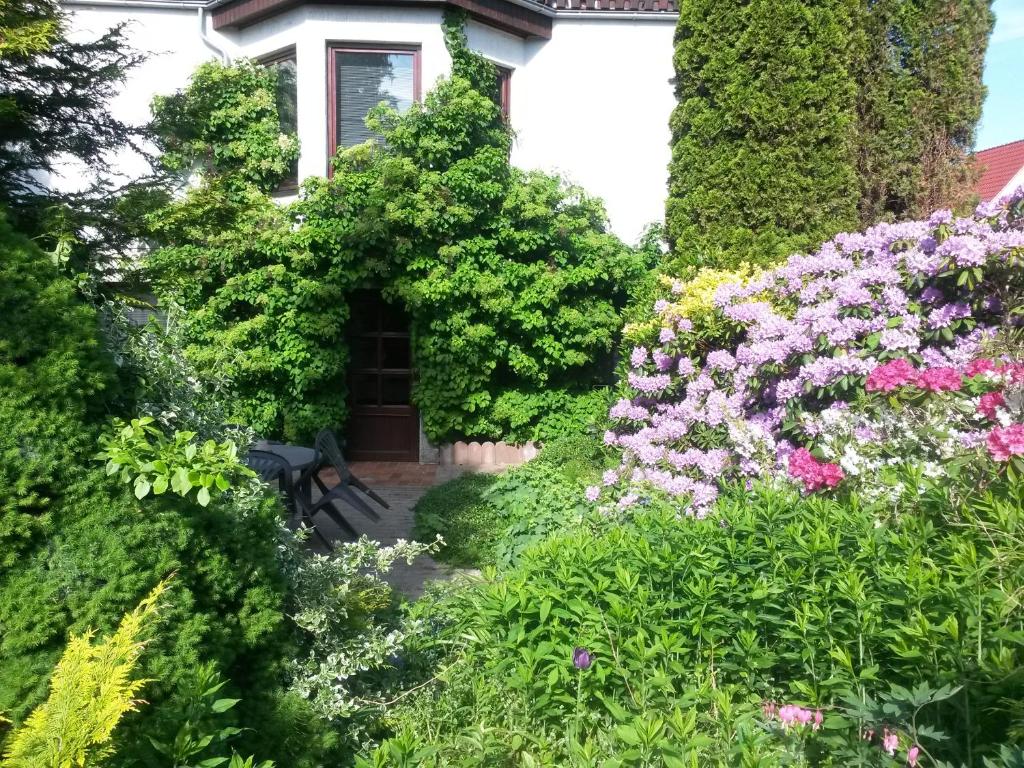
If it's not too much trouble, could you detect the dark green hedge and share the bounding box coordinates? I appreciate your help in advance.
[666,0,861,268]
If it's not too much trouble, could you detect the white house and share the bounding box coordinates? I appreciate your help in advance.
[62,0,678,243]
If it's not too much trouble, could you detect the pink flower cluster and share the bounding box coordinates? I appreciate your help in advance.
[987,424,1024,462]
[865,359,963,393]
[787,448,844,492]
[978,391,1005,421]
[598,190,1024,514]
[762,701,822,731]
[866,359,919,392]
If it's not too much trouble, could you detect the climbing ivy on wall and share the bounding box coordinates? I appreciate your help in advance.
[147,15,648,444]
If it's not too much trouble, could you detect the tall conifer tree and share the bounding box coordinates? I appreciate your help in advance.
[666,0,861,268]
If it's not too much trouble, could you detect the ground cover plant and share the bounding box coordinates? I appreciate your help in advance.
[413,435,607,568]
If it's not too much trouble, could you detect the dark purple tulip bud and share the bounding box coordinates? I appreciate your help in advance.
[572,646,592,670]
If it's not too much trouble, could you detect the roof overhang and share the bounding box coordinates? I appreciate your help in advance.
[210,0,554,38]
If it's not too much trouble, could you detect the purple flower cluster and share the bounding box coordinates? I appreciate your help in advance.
[597,190,1024,515]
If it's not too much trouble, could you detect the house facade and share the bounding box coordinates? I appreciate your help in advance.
[62,0,677,461]
[63,0,678,243]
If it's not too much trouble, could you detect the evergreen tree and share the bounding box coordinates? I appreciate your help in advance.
[0,0,156,275]
[666,0,994,269]
[854,0,994,223]
[666,0,861,268]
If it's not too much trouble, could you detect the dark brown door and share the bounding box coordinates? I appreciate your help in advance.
[346,291,419,461]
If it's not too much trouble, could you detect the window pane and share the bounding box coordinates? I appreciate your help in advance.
[266,54,298,188]
[380,337,410,370]
[351,374,379,406]
[351,337,378,370]
[336,51,415,149]
[381,375,411,405]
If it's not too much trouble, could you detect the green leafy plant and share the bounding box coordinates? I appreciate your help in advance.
[368,473,1024,766]
[146,14,648,444]
[142,663,273,768]
[96,416,254,506]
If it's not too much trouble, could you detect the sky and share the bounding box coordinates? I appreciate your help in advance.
[977,0,1024,150]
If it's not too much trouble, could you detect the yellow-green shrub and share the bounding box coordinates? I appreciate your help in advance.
[2,581,167,768]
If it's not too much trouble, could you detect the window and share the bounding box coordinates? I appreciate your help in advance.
[261,48,299,192]
[327,45,420,161]
[496,64,512,120]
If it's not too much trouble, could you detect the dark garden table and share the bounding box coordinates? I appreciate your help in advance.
[256,442,318,504]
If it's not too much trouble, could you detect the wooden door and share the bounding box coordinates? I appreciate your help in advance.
[346,291,419,462]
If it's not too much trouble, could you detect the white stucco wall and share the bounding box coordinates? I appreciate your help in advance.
[512,18,675,243]
[61,3,675,242]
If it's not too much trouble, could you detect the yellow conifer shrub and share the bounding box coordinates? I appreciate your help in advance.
[1,580,169,768]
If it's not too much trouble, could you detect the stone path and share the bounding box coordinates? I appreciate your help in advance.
[306,463,469,599]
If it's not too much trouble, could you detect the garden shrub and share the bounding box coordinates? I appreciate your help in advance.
[2,581,168,767]
[0,212,114,568]
[854,0,993,222]
[365,475,1024,766]
[413,473,499,568]
[0,209,322,766]
[147,15,648,444]
[666,0,994,268]
[599,192,1024,515]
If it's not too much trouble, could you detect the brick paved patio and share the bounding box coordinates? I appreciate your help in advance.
[308,463,473,599]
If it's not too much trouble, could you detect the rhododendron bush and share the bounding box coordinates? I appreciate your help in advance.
[595,192,1024,514]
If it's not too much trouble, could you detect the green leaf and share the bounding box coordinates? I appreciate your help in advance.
[211,697,241,713]
[197,486,212,507]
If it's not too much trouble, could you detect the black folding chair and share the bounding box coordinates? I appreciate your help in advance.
[245,449,342,549]
[299,429,390,522]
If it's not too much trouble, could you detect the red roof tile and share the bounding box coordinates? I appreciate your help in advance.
[975,139,1024,201]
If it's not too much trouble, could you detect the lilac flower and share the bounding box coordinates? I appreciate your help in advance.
[602,469,618,486]
[653,350,673,371]
[659,327,676,343]
[927,302,971,329]
[705,350,737,372]
[630,346,648,368]
[584,486,600,502]
[879,328,921,352]
[628,373,673,393]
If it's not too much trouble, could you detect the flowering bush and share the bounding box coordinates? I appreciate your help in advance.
[597,191,1024,514]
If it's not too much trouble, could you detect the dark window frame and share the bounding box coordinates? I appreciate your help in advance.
[495,63,512,120]
[258,45,299,195]
[326,42,422,174]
